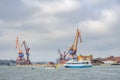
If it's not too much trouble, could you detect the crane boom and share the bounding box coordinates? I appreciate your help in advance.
[21,40,30,54]
[58,49,62,59]
[16,37,21,51]
[68,29,82,55]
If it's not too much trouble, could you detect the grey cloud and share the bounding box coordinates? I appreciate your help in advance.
[0,0,35,21]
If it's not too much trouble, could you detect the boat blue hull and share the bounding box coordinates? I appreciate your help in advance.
[65,66,92,68]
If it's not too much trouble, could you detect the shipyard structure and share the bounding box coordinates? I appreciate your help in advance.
[16,37,31,65]
[57,29,93,64]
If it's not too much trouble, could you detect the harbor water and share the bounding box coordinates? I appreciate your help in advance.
[0,65,120,80]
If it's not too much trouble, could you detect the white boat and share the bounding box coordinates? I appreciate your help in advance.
[64,59,92,68]
[44,66,56,69]
[102,60,115,64]
[44,62,57,69]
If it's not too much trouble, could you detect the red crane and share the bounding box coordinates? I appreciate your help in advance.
[58,49,67,60]
[21,40,31,65]
[16,37,25,65]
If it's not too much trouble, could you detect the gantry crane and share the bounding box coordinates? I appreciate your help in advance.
[16,37,25,65]
[21,40,31,65]
[68,28,82,58]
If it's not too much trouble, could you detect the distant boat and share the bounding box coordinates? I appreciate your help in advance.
[64,59,92,68]
[111,63,120,65]
[44,62,57,69]
[44,66,56,69]
[111,61,120,65]
[102,60,115,64]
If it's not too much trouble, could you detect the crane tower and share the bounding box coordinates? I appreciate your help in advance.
[21,40,31,65]
[68,28,82,58]
[16,37,25,65]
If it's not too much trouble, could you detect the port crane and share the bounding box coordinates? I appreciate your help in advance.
[68,28,82,58]
[57,29,82,64]
[58,49,67,59]
[21,40,31,65]
[16,37,25,65]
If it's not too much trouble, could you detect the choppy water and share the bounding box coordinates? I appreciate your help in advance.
[0,65,120,80]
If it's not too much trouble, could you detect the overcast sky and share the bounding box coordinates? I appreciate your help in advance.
[0,0,120,62]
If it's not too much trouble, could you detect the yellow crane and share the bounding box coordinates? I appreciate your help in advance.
[68,28,82,58]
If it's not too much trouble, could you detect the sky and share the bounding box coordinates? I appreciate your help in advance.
[0,0,120,62]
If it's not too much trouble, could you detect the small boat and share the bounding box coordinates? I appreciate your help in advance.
[64,59,92,68]
[102,60,115,64]
[44,62,57,69]
[111,63,120,65]
[44,66,56,69]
